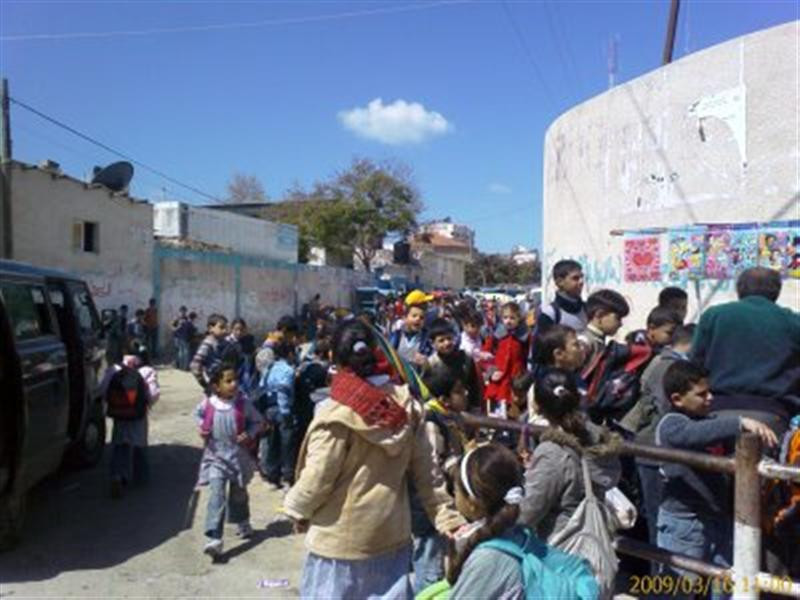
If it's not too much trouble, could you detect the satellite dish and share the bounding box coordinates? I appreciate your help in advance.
[91,161,134,192]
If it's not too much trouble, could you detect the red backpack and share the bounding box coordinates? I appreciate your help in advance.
[106,366,150,420]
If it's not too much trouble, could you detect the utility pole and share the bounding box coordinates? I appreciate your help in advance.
[0,78,12,259]
[662,0,681,64]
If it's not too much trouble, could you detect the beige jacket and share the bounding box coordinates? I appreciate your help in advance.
[283,383,465,560]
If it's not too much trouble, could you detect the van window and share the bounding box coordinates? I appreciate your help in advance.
[69,284,100,336]
[0,283,54,340]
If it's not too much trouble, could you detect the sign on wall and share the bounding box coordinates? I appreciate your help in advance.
[623,220,799,283]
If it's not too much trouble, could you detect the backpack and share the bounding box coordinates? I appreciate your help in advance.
[481,529,599,600]
[547,456,619,599]
[200,396,246,437]
[106,366,149,420]
[584,342,653,425]
[415,528,599,600]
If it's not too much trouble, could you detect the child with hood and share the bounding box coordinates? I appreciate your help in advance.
[283,320,464,599]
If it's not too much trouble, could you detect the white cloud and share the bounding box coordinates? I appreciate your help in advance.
[338,98,452,145]
[488,182,512,194]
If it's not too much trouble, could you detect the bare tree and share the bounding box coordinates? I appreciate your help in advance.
[225,173,267,204]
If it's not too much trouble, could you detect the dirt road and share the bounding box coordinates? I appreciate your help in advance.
[0,368,306,598]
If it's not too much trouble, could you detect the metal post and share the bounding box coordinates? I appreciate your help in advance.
[734,432,762,600]
[0,78,12,259]
[662,0,681,64]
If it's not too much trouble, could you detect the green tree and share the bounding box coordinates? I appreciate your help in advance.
[279,158,422,270]
[225,172,267,204]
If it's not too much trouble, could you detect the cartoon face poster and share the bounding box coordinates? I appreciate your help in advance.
[624,236,662,282]
[668,228,705,281]
[704,226,758,280]
[759,228,799,277]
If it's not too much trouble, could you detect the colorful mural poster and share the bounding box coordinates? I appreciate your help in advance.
[759,226,800,277]
[668,228,705,281]
[624,236,662,282]
[704,225,758,280]
[790,232,800,279]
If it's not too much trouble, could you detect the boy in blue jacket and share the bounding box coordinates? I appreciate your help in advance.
[263,341,297,489]
[655,361,777,596]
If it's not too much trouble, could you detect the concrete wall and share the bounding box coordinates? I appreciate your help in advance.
[153,201,298,263]
[542,22,799,329]
[154,243,371,345]
[10,162,154,311]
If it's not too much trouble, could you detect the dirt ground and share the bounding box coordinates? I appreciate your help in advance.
[0,368,306,599]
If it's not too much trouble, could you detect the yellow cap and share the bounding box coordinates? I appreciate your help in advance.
[405,289,434,307]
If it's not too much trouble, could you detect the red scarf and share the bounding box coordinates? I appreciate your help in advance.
[330,370,408,431]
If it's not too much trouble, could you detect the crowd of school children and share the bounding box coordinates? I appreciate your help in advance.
[99,260,800,600]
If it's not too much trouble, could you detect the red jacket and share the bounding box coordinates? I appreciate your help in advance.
[483,330,529,404]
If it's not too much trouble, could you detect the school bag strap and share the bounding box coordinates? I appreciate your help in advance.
[200,395,246,437]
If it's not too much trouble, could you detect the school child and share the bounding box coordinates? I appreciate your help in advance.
[262,341,297,488]
[519,369,621,543]
[410,366,470,594]
[425,318,484,413]
[625,306,682,351]
[195,363,265,558]
[620,324,695,547]
[171,306,195,371]
[103,340,160,499]
[282,320,464,599]
[442,443,598,599]
[458,309,484,361]
[128,308,146,344]
[483,302,529,417]
[577,289,630,373]
[389,291,433,369]
[294,335,332,449]
[227,318,257,396]
[190,314,231,390]
[658,286,689,324]
[655,361,777,594]
[255,315,299,376]
[536,259,587,336]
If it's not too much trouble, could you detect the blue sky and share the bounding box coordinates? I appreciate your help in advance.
[1,1,797,253]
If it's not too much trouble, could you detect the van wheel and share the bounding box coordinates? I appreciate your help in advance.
[67,401,106,468]
[0,493,26,552]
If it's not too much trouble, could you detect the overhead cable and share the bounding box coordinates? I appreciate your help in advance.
[10,96,222,203]
[0,1,468,42]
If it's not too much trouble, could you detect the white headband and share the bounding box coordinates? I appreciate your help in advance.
[352,341,368,353]
[460,448,524,506]
[459,448,478,500]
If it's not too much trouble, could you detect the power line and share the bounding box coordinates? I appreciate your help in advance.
[545,0,586,98]
[499,1,559,113]
[0,1,468,42]
[542,0,580,102]
[10,97,222,203]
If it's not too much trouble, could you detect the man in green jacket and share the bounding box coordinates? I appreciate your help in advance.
[692,267,800,438]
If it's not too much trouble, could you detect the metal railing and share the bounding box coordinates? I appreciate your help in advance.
[460,413,800,599]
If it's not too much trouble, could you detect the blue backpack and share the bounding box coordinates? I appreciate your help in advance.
[479,530,599,600]
[416,529,599,600]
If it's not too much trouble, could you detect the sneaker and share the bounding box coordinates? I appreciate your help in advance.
[236,522,254,539]
[203,538,223,558]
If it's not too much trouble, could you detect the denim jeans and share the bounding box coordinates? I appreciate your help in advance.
[261,411,296,484]
[411,533,445,595]
[657,508,732,600]
[175,338,191,371]
[204,477,250,539]
[110,443,149,485]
